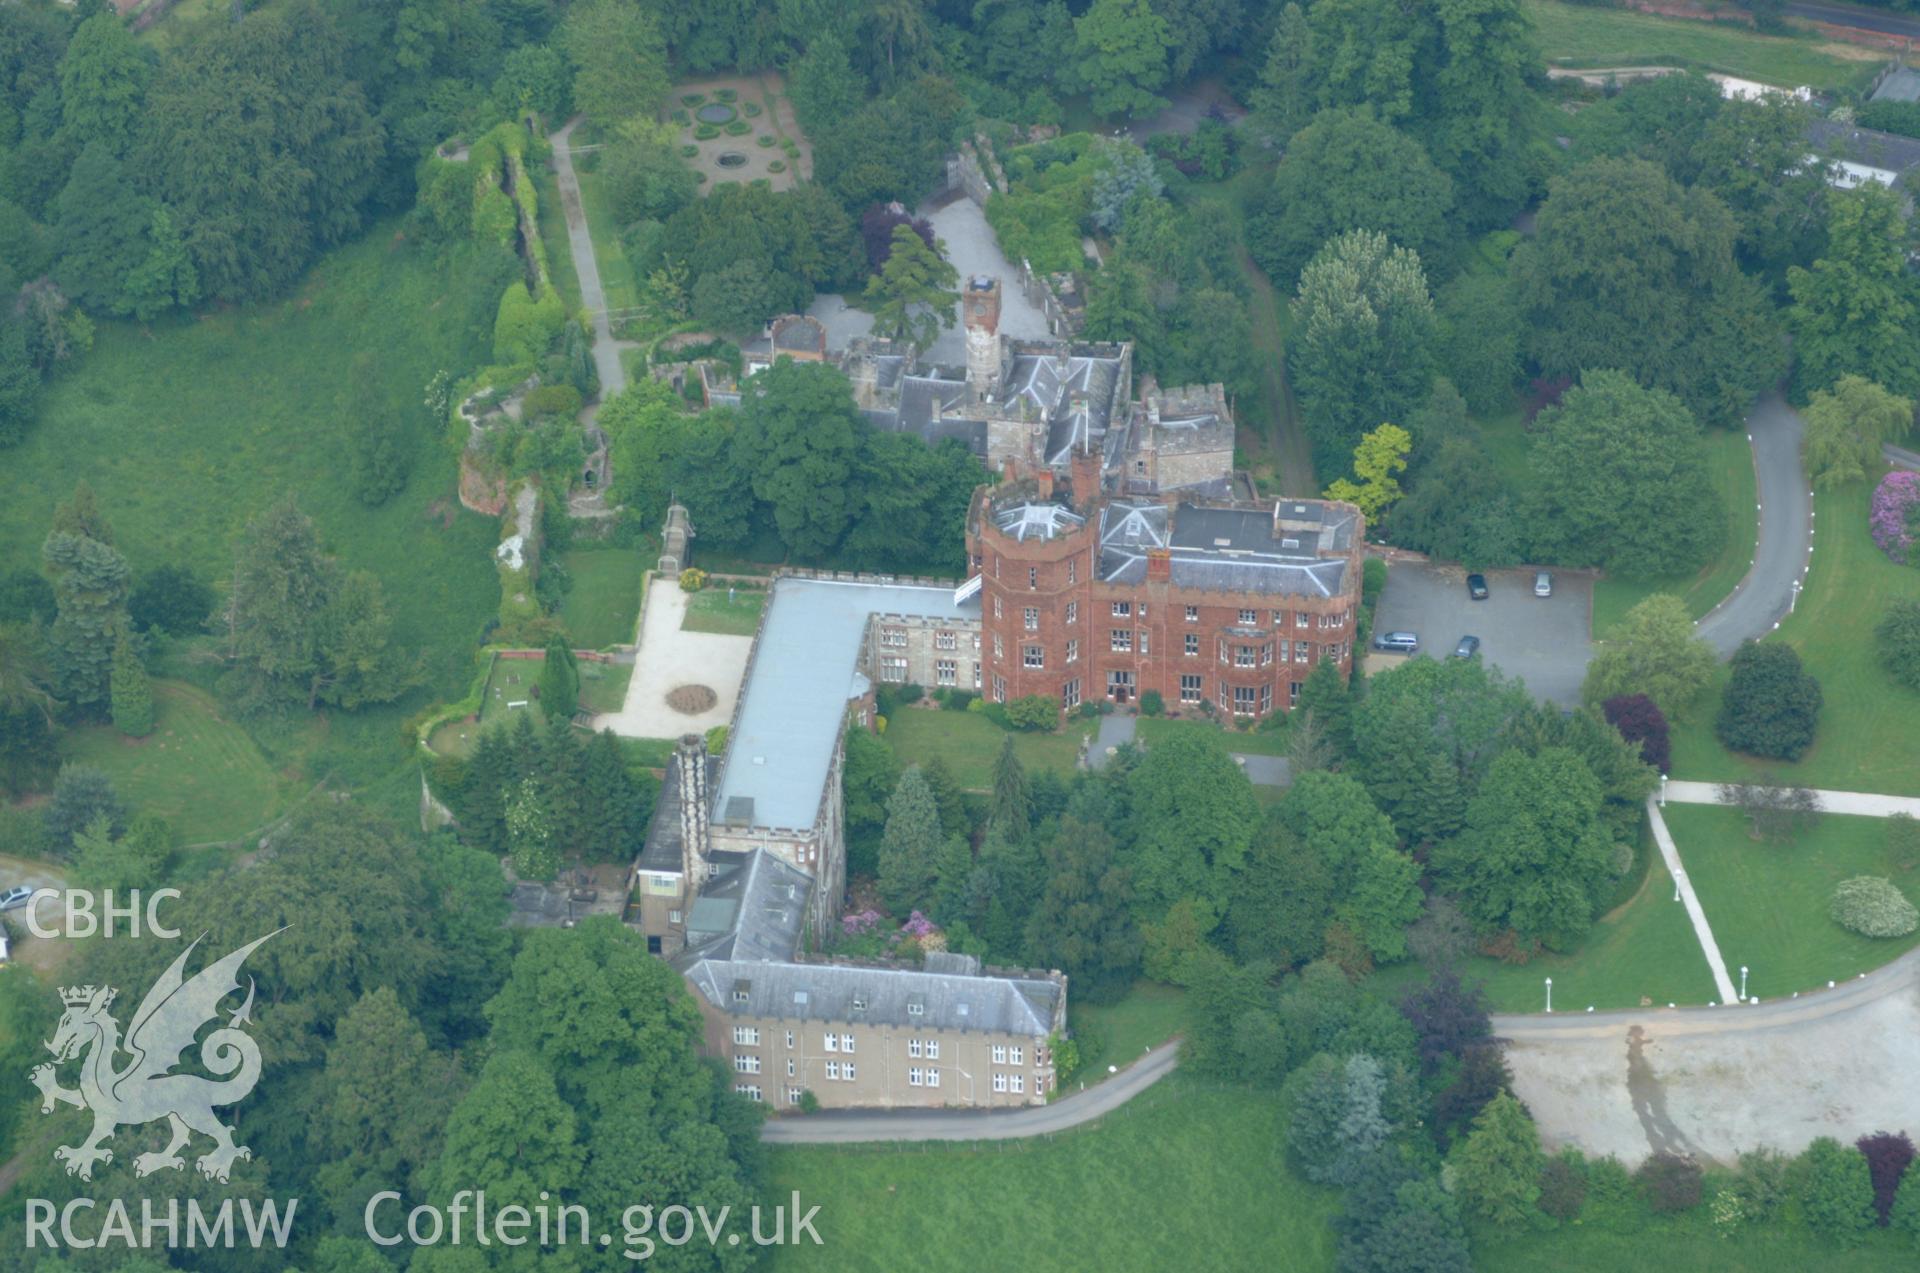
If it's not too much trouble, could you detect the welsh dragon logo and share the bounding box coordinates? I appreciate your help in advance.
[30,930,281,1184]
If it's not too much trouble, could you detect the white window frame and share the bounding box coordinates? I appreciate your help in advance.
[1023,645,1045,669]
[1066,638,1079,664]
[732,1026,760,1046]
[1024,606,1039,631]
[992,1045,1008,1064]
[1110,629,1132,653]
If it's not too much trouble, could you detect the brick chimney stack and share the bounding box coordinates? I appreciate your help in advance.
[1037,469,1055,501]
[1147,548,1171,581]
[1069,447,1101,510]
[964,276,1003,401]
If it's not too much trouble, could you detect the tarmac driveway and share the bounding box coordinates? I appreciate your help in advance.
[1370,563,1594,706]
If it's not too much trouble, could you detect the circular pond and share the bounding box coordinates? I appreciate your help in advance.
[716,151,748,169]
[695,103,736,125]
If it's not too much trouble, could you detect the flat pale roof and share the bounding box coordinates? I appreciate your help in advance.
[712,578,976,831]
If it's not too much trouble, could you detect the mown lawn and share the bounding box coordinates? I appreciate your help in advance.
[1475,1207,1917,1272]
[681,584,767,636]
[1367,829,1721,1013]
[1590,426,1759,637]
[1667,478,1920,796]
[60,682,289,845]
[0,226,505,788]
[881,709,1087,790]
[764,1075,1338,1273]
[1068,981,1186,1084]
[576,659,632,715]
[1667,803,1920,998]
[1524,0,1881,91]
[558,548,645,647]
[1135,714,1291,757]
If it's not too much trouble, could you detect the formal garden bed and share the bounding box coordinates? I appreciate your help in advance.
[670,73,809,193]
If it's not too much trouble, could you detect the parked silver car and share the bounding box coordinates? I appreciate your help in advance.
[1373,631,1419,655]
[1534,571,1553,598]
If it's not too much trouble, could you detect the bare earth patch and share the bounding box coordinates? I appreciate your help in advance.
[667,684,718,715]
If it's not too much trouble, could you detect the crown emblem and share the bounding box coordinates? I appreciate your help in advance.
[59,985,113,1008]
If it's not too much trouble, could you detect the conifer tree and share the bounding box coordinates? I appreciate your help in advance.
[42,531,130,713]
[878,766,943,915]
[539,640,579,719]
[989,736,1031,844]
[109,624,152,737]
[1297,656,1353,757]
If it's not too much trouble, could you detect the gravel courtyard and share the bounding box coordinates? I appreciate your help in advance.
[595,579,751,739]
[1500,950,1920,1166]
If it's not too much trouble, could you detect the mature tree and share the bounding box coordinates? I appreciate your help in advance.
[0,318,42,449]
[222,497,334,712]
[1716,641,1822,761]
[878,767,944,915]
[485,918,738,1124]
[1351,655,1533,834]
[1602,693,1672,773]
[988,734,1032,844]
[52,143,154,315]
[733,360,867,559]
[1432,747,1615,950]
[842,724,899,878]
[135,6,383,303]
[1325,423,1412,521]
[1581,593,1719,719]
[1291,230,1437,478]
[108,625,152,738]
[811,78,967,210]
[41,530,130,714]
[1506,700,1657,840]
[1281,771,1421,961]
[1088,140,1164,234]
[1878,598,1920,693]
[1224,819,1335,968]
[1250,109,1456,287]
[1432,1042,1512,1151]
[1023,817,1142,1004]
[427,1050,582,1218]
[1527,372,1725,579]
[128,564,214,636]
[1803,376,1913,489]
[121,205,199,321]
[43,763,128,857]
[1451,1091,1543,1226]
[0,623,58,796]
[787,30,866,135]
[58,14,152,156]
[1288,1052,1399,1187]
[70,812,174,895]
[860,224,958,353]
[560,0,668,125]
[1122,730,1261,919]
[1512,158,1782,430]
[1296,655,1353,754]
[1338,1169,1472,1273]
[1398,967,1492,1075]
[538,639,578,719]
[1717,778,1822,846]
[1305,0,1539,226]
[1069,0,1171,119]
[1788,183,1920,401]
[1437,272,1522,415]
[505,776,557,880]
[0,570,55,626]
[859,202,935,271]
[1857,1131,1916,1227]
[1249,3,1314,141]
[1799,1136,1876,1240]
[973,0,1076,90]
[311,988,455,1234]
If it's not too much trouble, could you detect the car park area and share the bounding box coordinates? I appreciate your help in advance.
[1369,563,1595,705]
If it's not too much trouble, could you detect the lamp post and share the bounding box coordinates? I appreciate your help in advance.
[1545,978,1553,1014]
[1660,773,1669,808]
[1789,579,1801,615]
[1740,966,1749,1001]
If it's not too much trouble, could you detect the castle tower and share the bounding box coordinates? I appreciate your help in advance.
[675,734,712,888]
[963,275,1003,401]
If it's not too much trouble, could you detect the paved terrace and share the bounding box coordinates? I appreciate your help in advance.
[714,577,979,831]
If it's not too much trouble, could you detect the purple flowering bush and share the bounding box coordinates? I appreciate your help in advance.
[1870,471,1920,565]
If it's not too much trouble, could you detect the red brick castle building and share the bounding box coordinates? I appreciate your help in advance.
[967,456,1365,721]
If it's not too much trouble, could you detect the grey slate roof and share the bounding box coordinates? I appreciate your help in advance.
[1097,500,1356,597]
[674,849,811,964]
[1809,119,1920,179]
[992,501,1087,542]
[678,946,1062,1037]
[712,577,978,832]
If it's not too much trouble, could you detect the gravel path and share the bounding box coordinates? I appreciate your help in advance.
[549,116,630,402]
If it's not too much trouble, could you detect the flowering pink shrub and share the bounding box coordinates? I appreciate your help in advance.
[1870,471,1920,565]
[841,908,883,937]
[900,910,938,938]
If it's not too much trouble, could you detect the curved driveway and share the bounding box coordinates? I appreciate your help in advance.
[1693,391,1811,657]
[760,1043,1179,1144]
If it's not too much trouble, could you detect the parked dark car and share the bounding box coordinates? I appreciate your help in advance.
[1466,573,1489,600]
[1453,635,1481,659]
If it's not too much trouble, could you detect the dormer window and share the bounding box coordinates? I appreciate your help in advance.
[732,980,752,1004]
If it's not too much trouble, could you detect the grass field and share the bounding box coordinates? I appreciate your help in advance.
[1135,715,1291,757]
[557,548,645,647]
[60,682,289,844]
[1474,1208,1918,1272]
[1524,0,1880,91]
[1591,427,1759,637]
[0,226,505,788]
[682,585,767,636]
[576,659,633,715]
[1667,803,1920,998]
[763,1075,1338,1273]
[571,164,640,315]
[1667,479,1920,796]
[882,710,1088,791]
